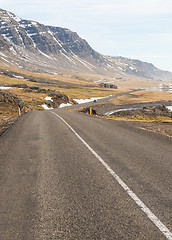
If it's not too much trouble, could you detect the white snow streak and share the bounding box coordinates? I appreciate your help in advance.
[31,21,38,26]
[0,56,14,65]
[42,104,53,110]
[37,49,52,59]
[13,75,24,79]
[10,46,17,54]
[167,106,172,111]
[45,96,53,102]
[14,27,25,48]
[48,29,63,47]
[0,86,12,90]
[60,50,75,63]
[71,53,94,70]
[0,52,7,57]
[59,103,72,108]
[74,95,111,104]
[26,33,37,47]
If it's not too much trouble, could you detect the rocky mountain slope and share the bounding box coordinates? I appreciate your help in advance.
[0,8,172,80]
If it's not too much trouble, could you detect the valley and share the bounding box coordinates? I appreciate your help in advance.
[1,61,172,137]
[0,7,172,240]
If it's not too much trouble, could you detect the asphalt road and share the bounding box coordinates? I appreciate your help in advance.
[68,89,142,110]
[0,109,171,239]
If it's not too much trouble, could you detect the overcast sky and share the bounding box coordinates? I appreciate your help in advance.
[1,0,172,71]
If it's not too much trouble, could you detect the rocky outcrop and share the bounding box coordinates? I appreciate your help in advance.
[0,90,19,107]
[46,92,70,108]
[112,105,172,118]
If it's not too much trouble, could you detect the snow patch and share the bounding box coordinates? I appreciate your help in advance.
[14,27,25,47]
[37,49,52,59]
[107,64,113,68]
[31,21,38,26]
[118,67,124,71]
[0,25,7,29]
[0,86,12,90]
[59,103,72,108]
[106,81,115,84]
[42,104,53,110]
[0,52,7,57]
[0,56,14,65]
[71,53,93,69]
[74,95,111,104]
[167,106,172,111]
[26,33,37,47]
[94,79,105,83]
[60,50,75,63]
[129,66,136,70]
[7,12,21,22]
[48,29,63,47]
[45,96,53,102]
[13,75,24,79]
[2,34,14,44]
[10,46,17,54]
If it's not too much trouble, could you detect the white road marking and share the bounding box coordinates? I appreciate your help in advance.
[51,111,172,240]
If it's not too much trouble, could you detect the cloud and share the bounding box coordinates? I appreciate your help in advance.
[1,0,172,71]
[86,0,172,17]
[2,0,172,16]
[148,33,172,41]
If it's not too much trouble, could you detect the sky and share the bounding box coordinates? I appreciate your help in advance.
[0,0,172,71]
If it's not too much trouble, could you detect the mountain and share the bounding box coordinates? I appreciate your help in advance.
[0,8,172,80]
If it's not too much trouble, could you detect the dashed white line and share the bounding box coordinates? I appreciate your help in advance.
[51,111,172,240]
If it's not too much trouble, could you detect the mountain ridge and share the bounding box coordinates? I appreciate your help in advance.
[0,8,172,81]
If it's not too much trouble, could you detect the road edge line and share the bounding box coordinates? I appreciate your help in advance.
[51,111,172,240]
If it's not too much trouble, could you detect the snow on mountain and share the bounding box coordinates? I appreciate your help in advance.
[0,8,172,80]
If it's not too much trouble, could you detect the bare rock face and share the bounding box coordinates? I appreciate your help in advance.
[0,8,105,75]
[0,8,172,79]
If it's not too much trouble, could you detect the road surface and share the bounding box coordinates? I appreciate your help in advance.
[0,109,171,239]
[68,89,142,110]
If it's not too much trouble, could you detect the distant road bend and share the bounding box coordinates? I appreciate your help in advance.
[69,89,143,110]
[0,109,171,239]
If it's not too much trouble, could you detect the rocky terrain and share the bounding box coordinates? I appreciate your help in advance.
[0,89,19,106]
[0,8,172,80]
[111,104,172,119]
[0,85,74,134]
[0,90,19,135]
[1,8,172,138]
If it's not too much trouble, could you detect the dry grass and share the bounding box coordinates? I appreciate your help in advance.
[60,87,122,99]
[0,74,124,102]
[7,88,47,111]
[0,74,36,86]
[115,79,171,90]
[0,65,124,100]
[0,64,97,86]
[109,90,172,105]
[106,115,172,123]
[8,88,46,101]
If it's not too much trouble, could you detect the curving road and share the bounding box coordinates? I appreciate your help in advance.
[0,109,171,239]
